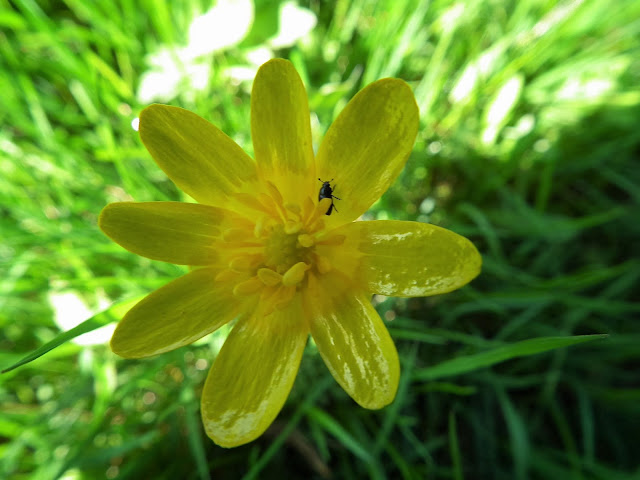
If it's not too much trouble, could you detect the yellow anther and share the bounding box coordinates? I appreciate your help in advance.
[215,269,237,282]
[284,219,302,234]
[297,233,314,248]
[229,257,253,272]
[257,268,282,286]
[254,216,269,239]
[233,276,263,296]
[315,255,333,274]
[282,261,309,287]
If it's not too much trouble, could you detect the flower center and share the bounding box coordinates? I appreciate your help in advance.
[263,224,311,274]
[215,183,344,316]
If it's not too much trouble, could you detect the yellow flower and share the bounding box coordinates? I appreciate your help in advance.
[99,59,481,448]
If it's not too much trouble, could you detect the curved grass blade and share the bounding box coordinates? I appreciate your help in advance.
[1,297,141,374]
[414,335,608,382]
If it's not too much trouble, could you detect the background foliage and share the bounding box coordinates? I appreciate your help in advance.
[1,0,639,478]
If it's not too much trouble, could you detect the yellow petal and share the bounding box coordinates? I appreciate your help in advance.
[99,202,224,265]
[201,297,309,448]
[303,273,399,409]
[139,104,257,207]
[315,79,419,228]
[335,220,482,296]
[110,267,241,358]
[251,59,315,205]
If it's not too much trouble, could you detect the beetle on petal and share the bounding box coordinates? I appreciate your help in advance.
[318,178,340,215]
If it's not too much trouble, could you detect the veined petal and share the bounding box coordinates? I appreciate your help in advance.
[251,59,315,205]
[99,202,224,265]
[111,267,241,358]
[139,104,258,207]
[201,297,308,448]
[335,220,482,297]
[304,273,399,409]
[315,79,419,228]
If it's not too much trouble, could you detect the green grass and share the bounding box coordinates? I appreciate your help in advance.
[1,0,639,478]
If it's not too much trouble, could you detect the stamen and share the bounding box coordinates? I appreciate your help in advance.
[282,261,309,287]
[215,269,238,282]
[254,216,272,239]
[285,203,301,217]
[297,234,314,248]
[257,267,282,286]
[284,219,303,234]
[229,257,254,272]
[233,276,263,296]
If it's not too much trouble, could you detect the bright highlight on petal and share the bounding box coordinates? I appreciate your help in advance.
[201,298,308,448]
[333,220,482,297]
[304,273,399,409]
[100,58,482,448]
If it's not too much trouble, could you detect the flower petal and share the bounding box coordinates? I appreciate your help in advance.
[111,267,241,358]
[333,220,482,297]
[99,202,226,265]
[201,297,308,448]
[251,58,315,205]
[315,79,419,227]
[303,273,399,409]
[139,104,258,207]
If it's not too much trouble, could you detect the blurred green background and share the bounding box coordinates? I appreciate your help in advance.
[1,0,639,478]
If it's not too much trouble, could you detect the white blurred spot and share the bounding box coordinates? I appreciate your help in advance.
[419,197,436,214]
[131,117,139,131]
[534,138,551,153]
[247,47,273,66]
[450,42,507,104]
[137,0,254,103]
[195,358,209,370]
[428,141,442,154]
[185,0,254,58]
[450,65,478,103]
[269,1,317,48]
[49,291,114,346]
[441,3,464,32]
[482,74,524,145]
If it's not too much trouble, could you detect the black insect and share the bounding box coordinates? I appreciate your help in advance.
[318,178,340,215]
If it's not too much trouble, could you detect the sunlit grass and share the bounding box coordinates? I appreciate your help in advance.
[1,0,639,478]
